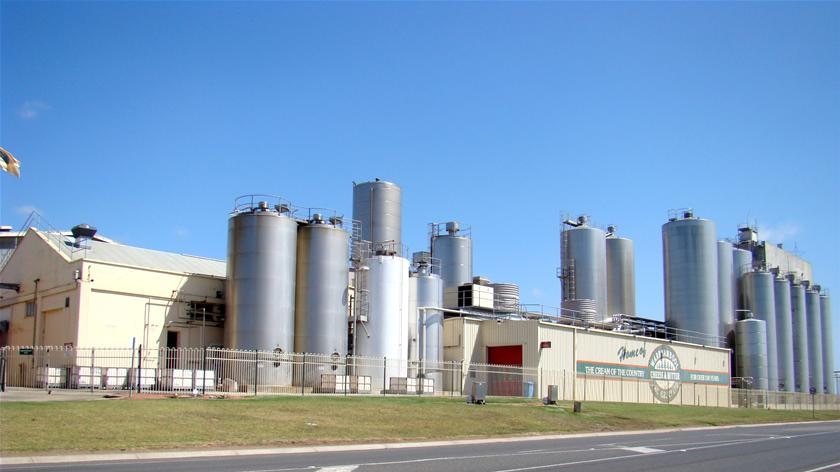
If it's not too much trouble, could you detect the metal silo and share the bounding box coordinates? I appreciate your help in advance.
[352,179,401,253]
[408,254,443,386]
[606,229,635,316]
[717,241,735,347]
[431,221,472,297]
[225,197,298,353]
[562,216,608,321]
[662,211,719,346]
[773,276,795,392]
[355,255,410,387]
[742,271,777,391]
[294,214,350,357]
[820,294,835,394]
[732,247,753,315]
[735,317,769,391]
[805,288,823,394]
[790,280,810,392]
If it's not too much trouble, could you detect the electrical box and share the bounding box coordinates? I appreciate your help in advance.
[467,381,486,404]
[546,384,559,404]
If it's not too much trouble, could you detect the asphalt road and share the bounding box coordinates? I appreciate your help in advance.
[3,422,839,472]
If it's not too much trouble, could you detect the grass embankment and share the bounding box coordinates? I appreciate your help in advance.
[1,396,838,455]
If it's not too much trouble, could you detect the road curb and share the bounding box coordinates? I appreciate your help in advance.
[2,420,839,466]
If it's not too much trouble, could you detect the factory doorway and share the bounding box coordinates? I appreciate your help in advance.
[166,330,179,368]
[487,345,523,396]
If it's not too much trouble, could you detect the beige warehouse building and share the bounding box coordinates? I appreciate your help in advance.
[0,227,225,350]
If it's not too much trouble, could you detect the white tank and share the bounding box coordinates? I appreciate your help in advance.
[717,241,735,347]
[355,255,410,387]
[562,216,608,320]
[606,232,636,316]
[352,179,401,252]
[408,262,443,385]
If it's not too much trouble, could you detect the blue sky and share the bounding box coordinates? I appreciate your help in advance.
[2,2,838,367]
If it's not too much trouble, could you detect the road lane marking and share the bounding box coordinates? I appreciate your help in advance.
[318,467,358,472]
[620,446,664,454]
[800,462,840,472]
[494,452,654,472]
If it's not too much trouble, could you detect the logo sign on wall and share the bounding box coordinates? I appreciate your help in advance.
[648,345,682,403]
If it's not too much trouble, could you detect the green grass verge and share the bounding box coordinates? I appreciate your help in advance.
[1,395,838,455]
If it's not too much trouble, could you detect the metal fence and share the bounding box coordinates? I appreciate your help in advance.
[1,346,837,410]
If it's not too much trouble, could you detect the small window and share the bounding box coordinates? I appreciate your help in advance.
[65,297,70,308]
[25,301,36,317]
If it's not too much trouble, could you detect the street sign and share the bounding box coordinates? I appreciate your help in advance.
[810,386,817,395]
[18,348,33,355]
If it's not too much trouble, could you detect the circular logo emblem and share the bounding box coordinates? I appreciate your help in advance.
[648,345,682,403]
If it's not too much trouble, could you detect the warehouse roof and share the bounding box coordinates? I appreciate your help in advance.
[37,229,226,278]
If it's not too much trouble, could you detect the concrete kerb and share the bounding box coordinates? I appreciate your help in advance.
[2,420,839,466]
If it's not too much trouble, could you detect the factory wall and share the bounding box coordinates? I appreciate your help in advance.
[444,317,730,405]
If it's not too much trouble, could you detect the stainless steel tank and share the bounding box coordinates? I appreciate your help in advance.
[562,216,607,320]
[820,294,835,394]
[805,288,823,394]
[352,179,401,252]
[732,247,753,320]
[355,255,410,386]
[561,299,597,323]
[490,283,520,312]
[717,241,735,347]
[225,198,298,354]
[409,262,443,386]
[606,233,635,316]
[790,281,810,392]
[662,212,719,346]
[735,317,769,390]
[742,271,777,391]
[432,221,472,296]
[773,276,795,392]
[294,215,350,356]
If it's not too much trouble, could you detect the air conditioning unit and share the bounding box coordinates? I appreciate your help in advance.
[467,381,486,405]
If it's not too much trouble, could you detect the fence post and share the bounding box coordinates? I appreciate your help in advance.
[602,373,606,401]
[253,351,259,397]
[382,357,387,395]
[137,345,143,393]
[301,353,306,396]
[90,348,96,394]
[201,346,207,396]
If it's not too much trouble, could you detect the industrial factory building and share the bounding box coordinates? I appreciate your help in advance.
[0,178,835,403]
[0,225,225,350]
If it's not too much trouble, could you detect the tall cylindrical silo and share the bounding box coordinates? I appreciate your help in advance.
[732,247,753,316]
[352,179,401,252]
[820,294,835,394]
[225,199,298,354]
[606,231,635,316]
[742,271,777,391]
[774,276,795,392]
[294,216,350,357]
[355,255,410,388]
[562,216,608,321]
[735,317,769,391]
[790,280,810,392]
[432,221,472,303]
[662,211,719,346]
[409,262,443,387]
[717,241,735,347]
[805,288,823,394]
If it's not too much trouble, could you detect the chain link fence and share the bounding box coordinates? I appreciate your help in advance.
[1,345,837,410]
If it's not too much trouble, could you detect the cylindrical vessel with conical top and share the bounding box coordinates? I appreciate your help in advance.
[735,317,769,390]
[352,179,401,252]
[820,294,835,394]
[717,241,735,347]
[432,221,472,297]
[606,234,635,316]
[774,276,794,392]
[662,212,719,346]
[563,216,607,321]
[805,288,823,394]
[790,281,809,392]
[294,216,350,357]
[225,198,297,354]
[742,271,777,391]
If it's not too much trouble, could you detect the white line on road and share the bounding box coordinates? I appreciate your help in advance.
[619,446,664,454]
[317,467,358,472]
[493,452,654,472]
[799,462,840,472]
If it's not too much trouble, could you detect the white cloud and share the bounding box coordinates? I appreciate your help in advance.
[174,227,191,238]
[760,223,800,244]
[531,288,544,298]
[18,101,50,120]
[15,205,41,217]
